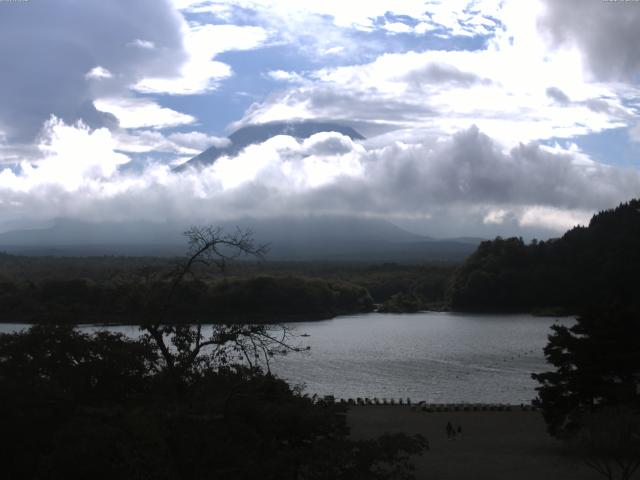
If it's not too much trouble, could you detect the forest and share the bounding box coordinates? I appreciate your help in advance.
[0,253,456,323]
[447,199,640,314]
[2,198,640,322]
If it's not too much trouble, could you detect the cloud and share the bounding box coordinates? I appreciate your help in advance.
[168,132,231,150]
[1,117,128,194]
[94,97,196,129]
[111,130,230,155]
[0,0,186,142]
[538,0,640,81]
[630,123,640,144]
[172,0,504,65]
[85,67,114,80]
[128,39,156,50]
[545,87,570,105]
[177,0,503,37]
[236,45,635,145]
[302,132,357,156]
[2,119,639,237]
[133,24,269,95]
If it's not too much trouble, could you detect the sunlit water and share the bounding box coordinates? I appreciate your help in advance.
[0,312,572,404]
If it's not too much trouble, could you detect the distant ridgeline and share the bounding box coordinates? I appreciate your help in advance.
[448,199,640,314]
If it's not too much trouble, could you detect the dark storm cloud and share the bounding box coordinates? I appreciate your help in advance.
[0,0,186,142]
[538,0,640,81]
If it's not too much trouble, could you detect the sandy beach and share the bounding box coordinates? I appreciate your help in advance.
[348,406,608,480]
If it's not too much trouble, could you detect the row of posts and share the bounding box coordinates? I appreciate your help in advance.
[318,395,537,411]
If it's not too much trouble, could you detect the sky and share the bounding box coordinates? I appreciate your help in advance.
[0,0,639,239]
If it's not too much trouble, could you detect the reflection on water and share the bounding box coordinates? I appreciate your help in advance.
[0,312,572,404]
[269,312,571,404]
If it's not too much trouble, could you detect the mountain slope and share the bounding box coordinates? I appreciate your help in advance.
[0,216,478,262]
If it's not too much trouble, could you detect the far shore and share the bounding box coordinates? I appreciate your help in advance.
[348,406,605,480]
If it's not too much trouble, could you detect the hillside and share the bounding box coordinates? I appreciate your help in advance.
[448,199,640,313]
[0,216,478,262]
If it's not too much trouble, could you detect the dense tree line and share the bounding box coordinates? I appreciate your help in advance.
[448,199,640,313]
[0,253,457,321]
[0,275,374,324]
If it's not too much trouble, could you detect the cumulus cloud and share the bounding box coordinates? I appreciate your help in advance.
[538,0,640,81]
[2,119,639,237]
[0,0,187,142]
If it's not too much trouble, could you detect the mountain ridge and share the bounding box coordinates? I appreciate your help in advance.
[0,216,478,262]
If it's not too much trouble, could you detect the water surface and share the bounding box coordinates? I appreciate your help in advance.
[0,312,571,404]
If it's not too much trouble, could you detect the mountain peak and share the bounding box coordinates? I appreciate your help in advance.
[175,121,364,171]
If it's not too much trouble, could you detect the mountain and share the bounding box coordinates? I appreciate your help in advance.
[175,121,365,171]
[448,199,640,313]
[0,216,478,262]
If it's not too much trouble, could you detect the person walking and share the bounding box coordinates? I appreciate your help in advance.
[446,421,453,439]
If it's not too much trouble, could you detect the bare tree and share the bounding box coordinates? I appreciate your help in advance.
[139,226,306,385]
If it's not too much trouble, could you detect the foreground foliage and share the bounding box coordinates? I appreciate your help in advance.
[533,306,640,480]
[0,325,426,480]
[0,226,426,479]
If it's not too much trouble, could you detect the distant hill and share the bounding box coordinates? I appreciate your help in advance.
[175,121,365,171]
[0,216,478,262]
[448,199,640,313]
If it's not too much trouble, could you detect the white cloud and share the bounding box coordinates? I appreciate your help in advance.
[2,119,639,237]
[519,206,591,232]
[1,117,128,193]
[111,129,230,156]
[383,22,413,34]
[170,0,504,64]
[85,66,114,80]
[321,46,345,56]
[134,23,268,95]
[268,70,304,83]
[237,23,637,146]
[94,97,196,129]
[168,131,230,150]
[176,0,503,36]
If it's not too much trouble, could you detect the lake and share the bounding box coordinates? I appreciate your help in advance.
[0,312,571,404]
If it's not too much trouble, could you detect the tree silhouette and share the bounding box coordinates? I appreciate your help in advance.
[533,306,640,480]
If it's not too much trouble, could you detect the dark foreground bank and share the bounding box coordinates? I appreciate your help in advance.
[348,406,606,480]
